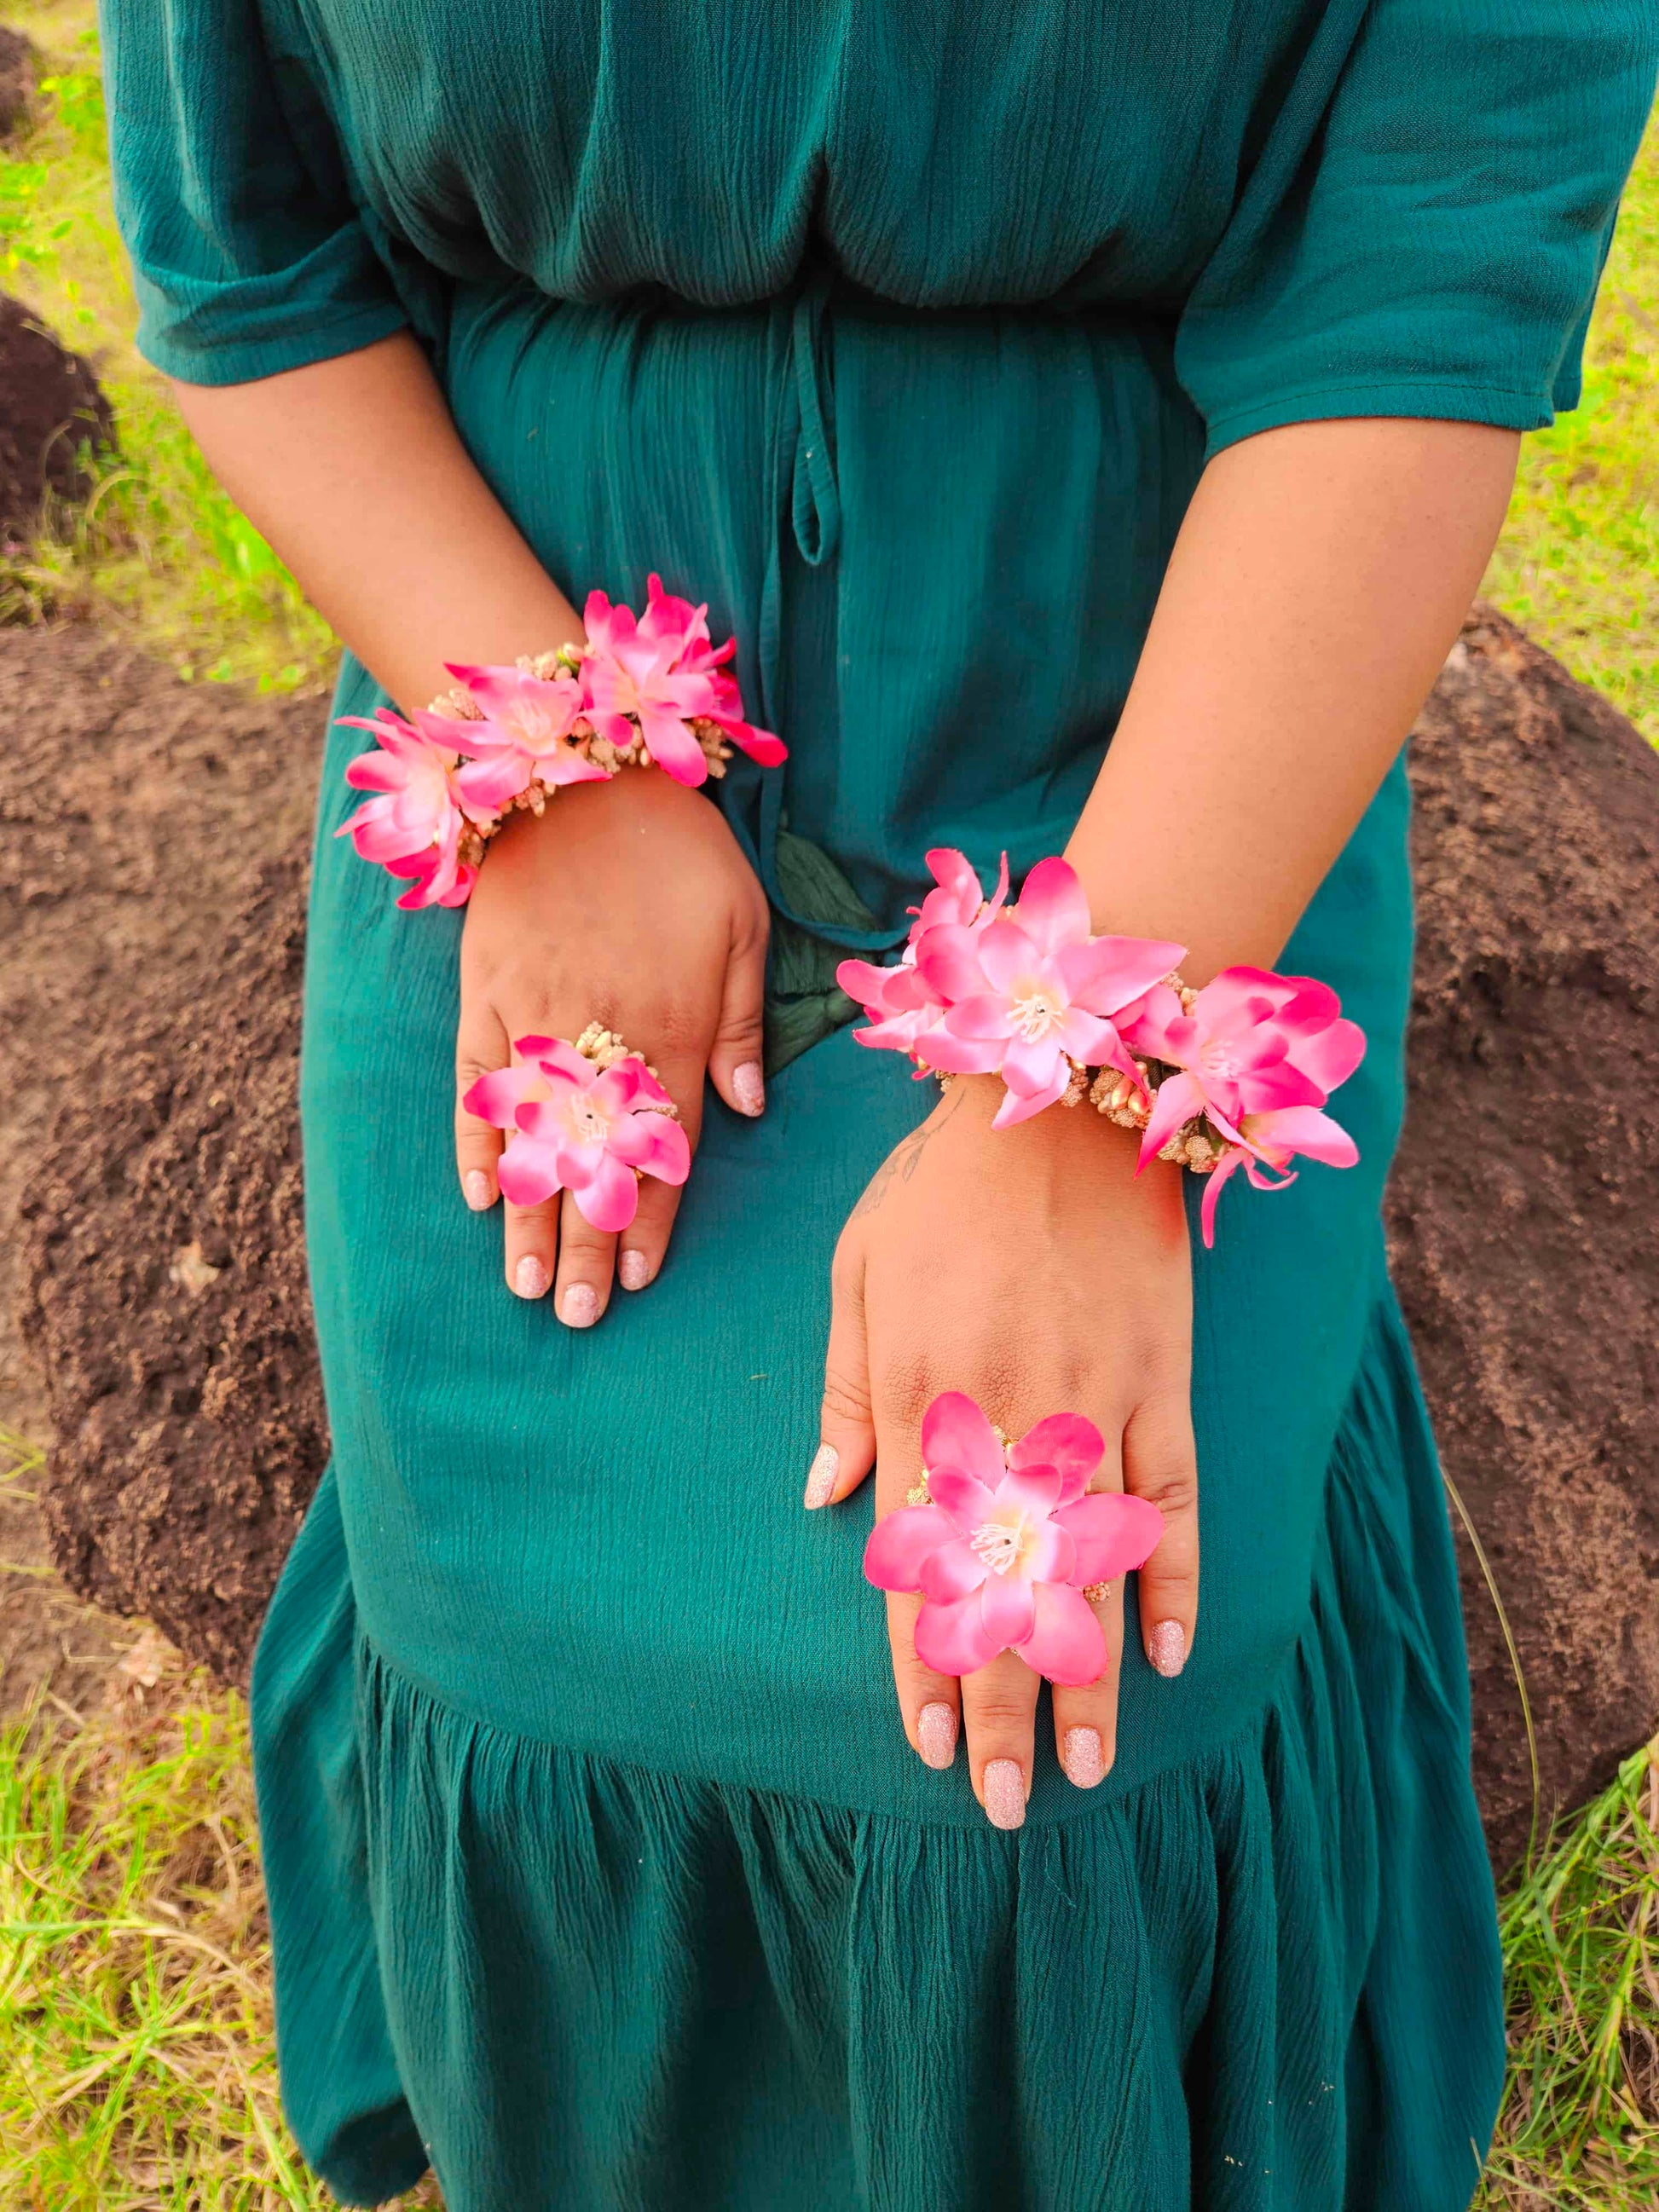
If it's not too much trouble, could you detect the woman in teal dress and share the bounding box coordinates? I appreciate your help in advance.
[101,3,1655,2206]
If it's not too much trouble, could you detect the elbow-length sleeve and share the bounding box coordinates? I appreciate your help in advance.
[99,0,408,385]
[1176,0,1658,458]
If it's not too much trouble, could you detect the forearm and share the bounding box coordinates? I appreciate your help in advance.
[170,332,581,714]
[1067,417,1519,979]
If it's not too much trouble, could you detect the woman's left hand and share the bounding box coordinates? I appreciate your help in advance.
[811,1072,1200,1827]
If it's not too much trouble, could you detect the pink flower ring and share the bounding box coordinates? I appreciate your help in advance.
[462,1036,691,1233]
[863,1391,1165,1686]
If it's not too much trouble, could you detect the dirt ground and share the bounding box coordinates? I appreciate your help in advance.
[0,620,320,1715]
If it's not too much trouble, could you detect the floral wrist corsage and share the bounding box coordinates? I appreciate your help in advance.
[835,848,1366,1246]
[335,575,784,910]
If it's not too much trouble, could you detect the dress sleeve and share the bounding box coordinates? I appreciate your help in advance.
[1176,0,1658,459]
[100,0,408,385]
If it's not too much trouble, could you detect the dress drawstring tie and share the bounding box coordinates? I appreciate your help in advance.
[749,272,911,958]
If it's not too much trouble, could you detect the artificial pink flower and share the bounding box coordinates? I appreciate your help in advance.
[836,847,1010,1058]
[915,858,1183,1126]
[463,1037,691,1233]
[1122,966,1365,1245]
[1193,1107,1361,1248]
[441,661,610,812]
[581,574,784,785]
[864,1391,1165,1686]
[334,707,491,910]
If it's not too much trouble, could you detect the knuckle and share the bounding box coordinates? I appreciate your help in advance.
[821,1365,872,1426]
[964,1690,1034,1732]
[1133,1459,1199,1515]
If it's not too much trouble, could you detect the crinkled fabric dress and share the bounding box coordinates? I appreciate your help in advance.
[101,3,1656,2205]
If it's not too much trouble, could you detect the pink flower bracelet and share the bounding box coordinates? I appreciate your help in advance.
[836,848,1367,1246]
[335,574,784,911]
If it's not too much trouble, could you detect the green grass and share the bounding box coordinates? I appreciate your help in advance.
[0,1,331,692]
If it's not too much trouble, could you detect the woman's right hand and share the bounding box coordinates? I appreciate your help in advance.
[454,770,771,1324]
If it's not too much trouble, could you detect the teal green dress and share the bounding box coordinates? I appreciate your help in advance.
[102,3,1656,2205]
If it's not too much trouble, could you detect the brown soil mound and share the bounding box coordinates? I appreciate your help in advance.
[0,293,114,536]
[0,624,320,1685]
[7,609,1658,1861]
[1384,608,1659,1866]
[0,26,34,141]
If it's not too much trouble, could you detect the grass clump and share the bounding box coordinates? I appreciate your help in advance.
[1477,1732,1659,2210]
[0,2,331,692]
[0,1672,441,2209]
[1483,107,1659,746]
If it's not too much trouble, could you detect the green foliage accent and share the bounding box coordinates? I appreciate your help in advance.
[0,7,331,692]
[1483,109,1659,746]
[1476,1733,1659,2210]
[0,1675,441,2208]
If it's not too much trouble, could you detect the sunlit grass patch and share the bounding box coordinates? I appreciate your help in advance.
[0,3,332,692]
[1475,1733,1659,2211]
[0,1672,442,2209]
[1483,109,1659,746]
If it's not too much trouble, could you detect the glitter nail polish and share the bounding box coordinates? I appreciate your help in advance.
[513,1255,550,1300]
[917,1702,957,1770]
[1062,1726,1105,1788]
[618,1250,650,1291]
[562,1281,599,1327]
[1147,1619,1188,1677]
[463,1170,492,1211]
[803,1443,839,1508]
[982,1759,1026,1829]
[732,1061,766,1116]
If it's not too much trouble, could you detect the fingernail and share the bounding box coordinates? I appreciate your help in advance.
[732,1061,766,1117]
[618,1250,650,1291]
[513,1255,550,1300]
[1062,1726,1105,1788]
[917,1702,957,1770]
[982,1759,1026,1830]
[1148,1620,1188,1677]
[463,1170,492,1211]
[562,1282,599,1328]
[803,1443,839,1509]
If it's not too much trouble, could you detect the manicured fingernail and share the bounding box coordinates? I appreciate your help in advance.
[732,1061,766,1117]
[982,1759,1026,1830]
[463,1170,491,1211]
[618,1250,650,1291]
[1062,1726,1105,1788]
[803,1443,839,1509]
[1148,1620,1187,1677]
[562,1282,599,1328]
[513,1255,550,1300]
[917,1702,957,1770]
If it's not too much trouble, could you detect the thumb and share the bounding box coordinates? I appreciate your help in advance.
[808,1230,876,1508]
[706,908,769,1120]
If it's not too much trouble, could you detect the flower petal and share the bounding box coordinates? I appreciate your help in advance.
[1019,1582,1107,1686]
[979,1568,1035,1649]
[921,1391,1006,1487]
[1009,1413,1104,1501]
[495,1135,564,1207]
[973,919,1043,995]
[462,1064,544,1129]
[1055,933,1188,1014]
[864,1505,957,1593]
[927,1466,999,1533]
[919,1536,991,1605]
[992,1464,1064,1520]
[1246,1104,1359,1168]
[568,1149,641,1233]
[1199,1148,1246,1247]
[1012,857,1090,954]
[633,705,709,785]
[1053,1491,1165,1585]
[915,925,991,1005]
[914,1591,1003,1678]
